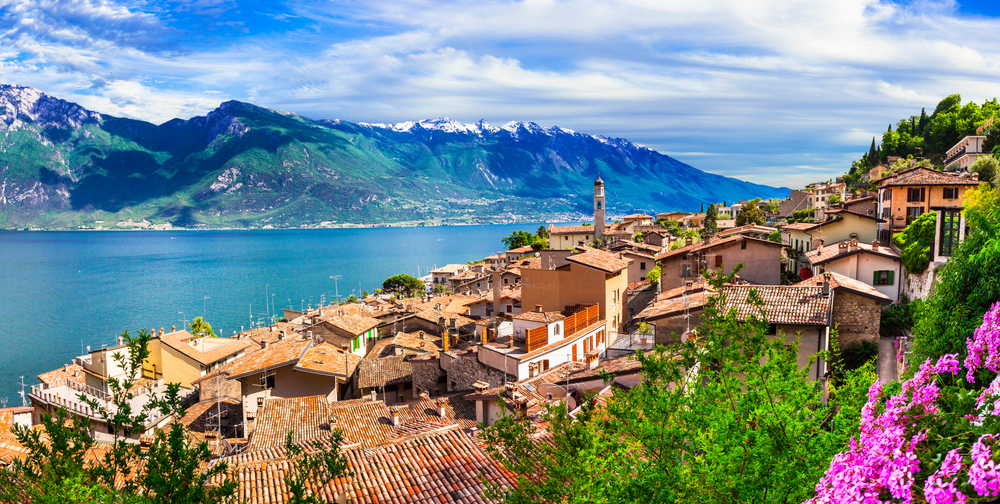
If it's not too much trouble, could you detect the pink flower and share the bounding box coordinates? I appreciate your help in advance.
[924,449,967,504]
[966,302,1000,383]
[969,434,1000,498]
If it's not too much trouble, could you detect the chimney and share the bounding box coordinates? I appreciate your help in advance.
[473,381,489,393]
[443,330,450,352]
[370,389,377,402]
[159,327,164,337]
[822,272,831,298]
[392,410,400,427]
[872,240,879,251]
[263,340,269,349]
[279,330,286,341]
[438,403,447,418]
[972,172,980,182]
[819,239,825,248]
[528,362,537,378]
[588,351,600,371]
[850,239,858,249]
[171,325,176,332]
[482,327,489,345]
[685,236,693,246]
[492,270,502,317]
[535,305,543,313]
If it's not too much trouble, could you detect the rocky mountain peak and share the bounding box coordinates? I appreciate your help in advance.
[0,85,101,130]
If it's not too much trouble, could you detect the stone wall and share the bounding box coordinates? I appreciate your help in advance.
[626,283,657,330]
[410,350,515,396]
[904,264,939,302]
[831,291,882,349]
[197,374,242,403]
[410,357,447,397]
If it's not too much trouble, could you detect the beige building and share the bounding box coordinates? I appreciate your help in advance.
[521,248,631,333]
[149,330,252,388]
[548,224,596,249]
[804,239,903,301]
[945,135,988,172]
[621,250,656,285]
[656,235,783,291]
[430,264,468,287]
[782,210,884,274]
[805,181,847,210]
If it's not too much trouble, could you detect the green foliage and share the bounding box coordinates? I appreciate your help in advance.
[971,155,998,187]
[827,193,842,206]
[283,431,351,504]
[381,273,425,298]
[983,124,1000,158]
[659,219,682,235]
[892,212,936,274]
[880,300,915,337]
[0,330,239,504]
[788,208,816,224]
[767,230,781,243]
[501,230,548,250]
[481,268,872,503]
[837,340,878,374]
[434,284,447,294]
[764,199,781,214]
[704,203,718,234]
[908,184,1000,372]
[735,203,765,226]
[188,316,216,337]
[537,225,550,239]
[361,290,369,298]
[645,265,661,287]
[343,294,359,304]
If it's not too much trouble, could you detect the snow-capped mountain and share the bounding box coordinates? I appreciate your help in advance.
[0,85,788,229]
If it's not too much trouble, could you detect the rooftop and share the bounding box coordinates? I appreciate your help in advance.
[549,225,596,235]
[880,170,979,188]
[248,396,335,451]
[565,248,631,274]
[657,235,780,261]
[294,342,363,379]
[321,313,381,336]
[805,240,900,267]
[513,311,566,324]
[358,355,413,388]
[209,336,311,381]
[718,285,833,326]
[793,271,892,303]
[160,331,252,366]
[430,264,467,274]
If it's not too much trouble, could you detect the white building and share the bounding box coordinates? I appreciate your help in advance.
[945,135,988,172]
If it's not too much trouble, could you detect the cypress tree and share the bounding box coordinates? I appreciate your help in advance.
[868,138,878,167]
[888,124,892,132]
[919,107,929,134]
[700,202,704,213]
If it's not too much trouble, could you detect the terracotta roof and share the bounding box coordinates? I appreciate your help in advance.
[718,286,833,326]
[781,222,821,232]
[219,430,515,504]
[565,248,631,274]
[322,313,380,336]
[822,208,886,222]
[507,245,535,254]
[413,309,476,329]
[327,400,397,448]
[294,342,362,379]
[249,396,334,451]
[549,225,595,235]
[716,225,777,238]
[388,331,443,355]
[636,291,710,321]
[793,271,892,303]
[657,235,780,261]
[880,171,979,188]
[623,213,653,220]
[414,294,482,313]
[37,363,85,388]
[562,352,647,382]
[430,264,467,274]
[513,311,566,323]
[416,394,479,430]
[358,356,412,388]
[805,240,900,267]
[159,331,252,366]
[212,336,311,381]
[179,399,241,434]
[658,278,715,301]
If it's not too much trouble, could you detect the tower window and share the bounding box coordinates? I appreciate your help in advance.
[597,202,602,209]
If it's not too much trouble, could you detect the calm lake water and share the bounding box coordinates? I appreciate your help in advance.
[0,224,547,403]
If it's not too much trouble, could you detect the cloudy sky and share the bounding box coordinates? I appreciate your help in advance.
[2,0,999,187]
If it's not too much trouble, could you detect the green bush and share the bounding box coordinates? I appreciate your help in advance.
[893,212,936,274]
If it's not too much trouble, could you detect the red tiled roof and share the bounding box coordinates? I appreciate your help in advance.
[358,356,412,388]
[322,313,380,336]
[37,363,85,388]
[880,170,979,188]
[805,240,900,267]
[656,235,780,261]
[549,225,596,235]
[249,396,334,451]
[295,342,363,379]
[160,331,252,366]
[565,248,631,274]
[718,286,833,326]
[792,271,892,303]
[211,336,311,381]
[635,291,710,321]
[513,311,566,323]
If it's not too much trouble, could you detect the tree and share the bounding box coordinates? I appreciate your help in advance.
[971,155,998,187]
[536,225,550,239]
[645,265,660,288]
[735,204,765,226]
[767,230,782,243]
[283,432,351,504]
[434,284,447,294]
[704,203,718,234]
[188,316,216,337]
[868,137,878,167]
[908,184,1000,371]
[893,212,936,274]
[482,268,873,503]
[983,124,1000,160]
[700,202,704,213]
[828,193,842,206]
[502,230,536,249]
[361,290,369,298]
[381,274,425,298]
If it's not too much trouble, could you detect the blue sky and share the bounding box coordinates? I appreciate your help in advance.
[2,0,999,188]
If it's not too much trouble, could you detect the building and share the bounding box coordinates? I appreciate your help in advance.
[305,312,381,358]
[656,211,688,222]
[430,264,469,287]
[521,247,631,333]
[547,225,596,249]
[804,181,847,210]
[793,271,890,351]
[656,235,783,291]
[782,209,884,275]
[842,195,878,217]
[635,280,713,345]
[149,329,252,388]
[595,175,606,240]
[620,249,657,285]
[945,135,989,172]
[803,239,902,301]
[778,190,811,219]
[622,213,654,227]
[715,225,778,240]
[876,168,979,241]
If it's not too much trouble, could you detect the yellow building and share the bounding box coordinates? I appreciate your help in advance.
[148,330,252,388]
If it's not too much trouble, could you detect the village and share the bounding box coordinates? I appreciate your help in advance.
[0,133,989,502]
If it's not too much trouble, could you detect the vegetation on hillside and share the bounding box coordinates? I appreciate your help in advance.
[893,212,937,275]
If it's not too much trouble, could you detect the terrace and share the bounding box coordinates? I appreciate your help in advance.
[29,377,197,431]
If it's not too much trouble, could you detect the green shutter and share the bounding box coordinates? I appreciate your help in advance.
[888,271,894,285]
[873,271,879,285]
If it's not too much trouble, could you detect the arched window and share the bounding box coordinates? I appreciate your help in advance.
[597,202,602,209]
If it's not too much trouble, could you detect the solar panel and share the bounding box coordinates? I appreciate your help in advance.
[523,384,536,392]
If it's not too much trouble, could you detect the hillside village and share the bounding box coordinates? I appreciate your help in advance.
[0,132,992,502]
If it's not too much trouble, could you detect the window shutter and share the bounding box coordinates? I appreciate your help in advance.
[921,187,926,202]
[888,270,895,285]
[873,271,879,285]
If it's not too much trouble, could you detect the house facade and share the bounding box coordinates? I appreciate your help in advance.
[804,239,903,301]
[945,135,988,172]
[547,225,596,249]
[657,235,783,291]
[876,168,979,241]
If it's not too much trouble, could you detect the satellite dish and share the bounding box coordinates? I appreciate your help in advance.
[566,396,577,411]
[538,383,567,400]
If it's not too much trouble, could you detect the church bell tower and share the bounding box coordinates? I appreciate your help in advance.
[594,175,605,241]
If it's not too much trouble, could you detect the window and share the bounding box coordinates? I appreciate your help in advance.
[681,263,691,277]
[943,187,959,200]
[597,201,602,209]
[506,305,512,313]
[715,255,723,268]
[640,262,646,271]
[741,240,747,250]
[874,270,895,286]
[572,345,577,361]
[553,324,560,336]
[586,235,590,241]
[260,371,275,390]
[542,359,550,371]
[939,210,961,257]
[503,278,508,285]
[907,187,926,202]
[906,207,923,225]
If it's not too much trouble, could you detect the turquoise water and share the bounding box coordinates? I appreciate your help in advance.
[0,224,545,403]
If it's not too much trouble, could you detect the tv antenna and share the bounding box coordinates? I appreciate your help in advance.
[330,275,342,304]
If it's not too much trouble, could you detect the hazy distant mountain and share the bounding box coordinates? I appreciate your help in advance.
[0,85,788,229]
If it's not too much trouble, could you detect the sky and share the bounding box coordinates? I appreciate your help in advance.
[2,0,1000,188]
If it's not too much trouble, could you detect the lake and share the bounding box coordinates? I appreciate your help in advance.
[0,224,548,403]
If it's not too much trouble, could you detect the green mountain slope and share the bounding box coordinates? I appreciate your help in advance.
[0,85,788,229]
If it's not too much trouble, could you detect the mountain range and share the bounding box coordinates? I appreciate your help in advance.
[0,85,788,229]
